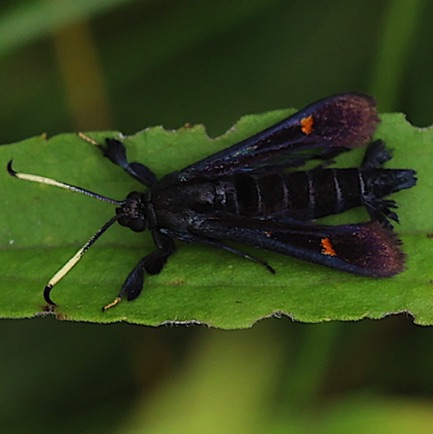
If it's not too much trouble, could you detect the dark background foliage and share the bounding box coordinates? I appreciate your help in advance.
[1,0,433,432]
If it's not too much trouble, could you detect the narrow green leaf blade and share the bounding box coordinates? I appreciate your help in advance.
[0,110,430,327]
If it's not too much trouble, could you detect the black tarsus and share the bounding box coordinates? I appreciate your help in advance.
[99,138,157,186]
[361,140,392,168]
[108,232,176,306]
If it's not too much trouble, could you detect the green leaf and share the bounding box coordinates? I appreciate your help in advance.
[0,109,430,327]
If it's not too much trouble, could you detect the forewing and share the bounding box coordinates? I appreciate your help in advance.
[179,93,379,181]
[190,217,404,277]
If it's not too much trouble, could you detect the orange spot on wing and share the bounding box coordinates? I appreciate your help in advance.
[320,237,337,256]
[300,115,314,135]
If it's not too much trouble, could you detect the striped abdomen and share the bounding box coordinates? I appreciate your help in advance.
[213,168,414,220]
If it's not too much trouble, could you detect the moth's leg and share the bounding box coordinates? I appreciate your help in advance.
[103,232,176,310]
[101,138,158,186]
[363,197,398,229]
[205,239,275,274]
[79,133,157,186]
[165,229,275,274]
[361,140,392,169]
[311,158,336,170]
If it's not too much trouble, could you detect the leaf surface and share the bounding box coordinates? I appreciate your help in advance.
[0,110,430,327]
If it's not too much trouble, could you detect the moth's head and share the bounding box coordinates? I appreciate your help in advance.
[116,191,147,232]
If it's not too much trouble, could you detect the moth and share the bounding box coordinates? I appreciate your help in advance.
[8,93,417,310]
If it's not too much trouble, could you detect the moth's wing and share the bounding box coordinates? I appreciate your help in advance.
[188,216,404,277]
[179,93,378,181]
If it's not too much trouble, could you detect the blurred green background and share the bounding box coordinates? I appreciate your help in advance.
[1,0,433,433]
